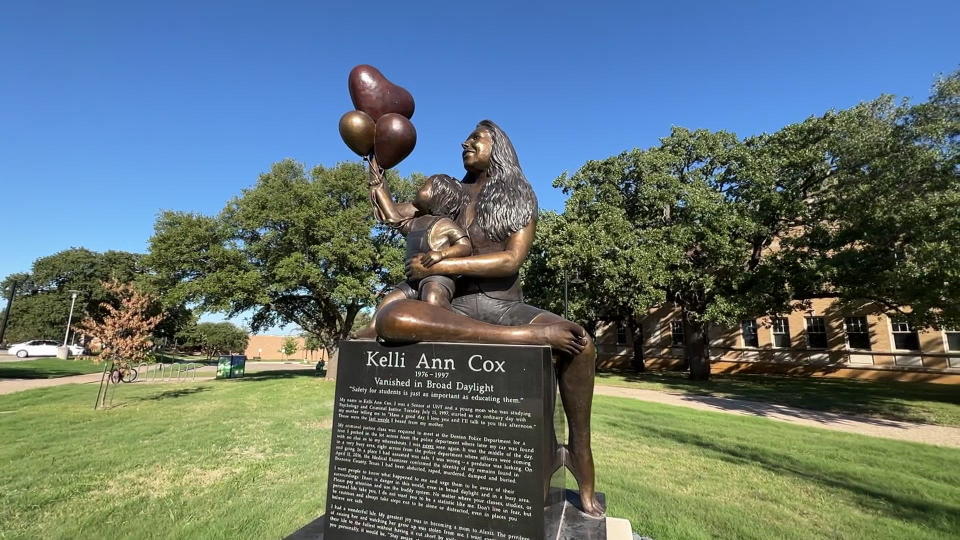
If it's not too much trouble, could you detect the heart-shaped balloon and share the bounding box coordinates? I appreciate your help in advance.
[338,110,375,157]
[374,113,416,169]
[349,65,415,121]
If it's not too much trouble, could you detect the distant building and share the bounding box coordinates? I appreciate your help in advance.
[595,298,960,384]
[244,335,328,362]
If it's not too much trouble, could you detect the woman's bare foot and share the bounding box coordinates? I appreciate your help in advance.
[351,325,377,339]
[566,445,605,517]
[537,322,587,355]
[578,486,604,518]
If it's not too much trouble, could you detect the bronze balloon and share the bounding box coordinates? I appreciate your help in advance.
[338,110,376,157]
[374,113,417,169]
[349,64,415,121]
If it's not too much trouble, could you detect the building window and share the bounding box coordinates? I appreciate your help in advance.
[616,323,627,345]
[771,317,790,348]
[805,316,828,349]
[891,319,920,350]
[844,317,871,350]
[670,321,685,347]
[741,320,759,347]
[945,330,960,352]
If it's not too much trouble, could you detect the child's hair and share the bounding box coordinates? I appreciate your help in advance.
[425,174,467,219]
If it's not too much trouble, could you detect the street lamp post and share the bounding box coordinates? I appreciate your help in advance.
[0,281,18,346]
[63,290,80,346]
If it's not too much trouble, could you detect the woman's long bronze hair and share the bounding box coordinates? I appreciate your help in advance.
[474,120,538,242]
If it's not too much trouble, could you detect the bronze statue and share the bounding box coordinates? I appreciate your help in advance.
[356,120,603,517]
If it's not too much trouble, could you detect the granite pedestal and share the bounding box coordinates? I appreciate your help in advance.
[289,340,625,540]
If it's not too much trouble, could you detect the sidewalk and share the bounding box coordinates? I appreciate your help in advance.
[0,371,107,395]
[595,384,960,448]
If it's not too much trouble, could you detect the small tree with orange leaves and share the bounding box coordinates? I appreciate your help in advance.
[75,280,163,368]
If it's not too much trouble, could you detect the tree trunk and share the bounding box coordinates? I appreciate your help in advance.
[685,316,711,381]
[627,317,645,372]
[325,346,339,381]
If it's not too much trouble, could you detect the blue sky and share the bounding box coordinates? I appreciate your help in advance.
[1,1,957,331]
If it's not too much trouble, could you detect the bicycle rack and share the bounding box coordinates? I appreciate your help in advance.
[95,361,205,410]
[139,361,203,382]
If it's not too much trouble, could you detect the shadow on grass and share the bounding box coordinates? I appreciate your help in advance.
[0,360,103,379]
[672,393,913,428]
[596,370,960,424]
[152,353,216,367]
[236,369,318,382]
[138,386,211,401]
[637,421,960,534]
[0,368,89,379]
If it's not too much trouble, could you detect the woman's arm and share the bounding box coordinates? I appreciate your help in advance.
[406,220,536,279]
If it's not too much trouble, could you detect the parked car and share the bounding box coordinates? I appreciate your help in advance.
[7,340,84,358]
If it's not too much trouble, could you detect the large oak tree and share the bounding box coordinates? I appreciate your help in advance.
[148,160,414,358]
[547,70,959,379]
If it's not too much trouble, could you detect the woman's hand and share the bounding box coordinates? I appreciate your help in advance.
[405,254,434,280]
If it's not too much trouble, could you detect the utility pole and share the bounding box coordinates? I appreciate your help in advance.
[0,282,18,345]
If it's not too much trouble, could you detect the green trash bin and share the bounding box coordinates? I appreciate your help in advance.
[216,356,232,379]
[230,355,246,378]
[217,355,247,379]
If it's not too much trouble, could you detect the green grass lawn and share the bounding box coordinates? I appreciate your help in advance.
[596,370,960,427]
[0,373,958,539]
[0,357,106,379]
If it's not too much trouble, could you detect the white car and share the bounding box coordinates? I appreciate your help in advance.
[8,340,84,358]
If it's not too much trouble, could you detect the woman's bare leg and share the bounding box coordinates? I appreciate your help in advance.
[375,300,587,355]
[375,300,600,515]
[352,289,407,339]
[530,312,602,517]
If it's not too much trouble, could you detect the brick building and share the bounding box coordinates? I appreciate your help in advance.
[244,335,328,362]
[595,298,960,384]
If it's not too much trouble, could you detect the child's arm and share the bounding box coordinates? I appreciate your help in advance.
[368,160,416,231]
[420,220,472,268]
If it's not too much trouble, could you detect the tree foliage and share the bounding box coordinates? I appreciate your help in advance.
[554,128,800,378]
[523,205,667,370]
[74,280,163,366]
[281,336,298,359]
[779,72,960,328]
[303,333,322,355]
[0,249,187,344]
[148,160,415,357]
[188,322,249,358]
[550,70,960,379]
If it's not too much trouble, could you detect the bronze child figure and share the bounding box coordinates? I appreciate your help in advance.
[366,171,473,312]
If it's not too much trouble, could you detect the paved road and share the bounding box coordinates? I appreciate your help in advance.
[595,385,960,449]
[0,351,26,362]
[0,355,34,362]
